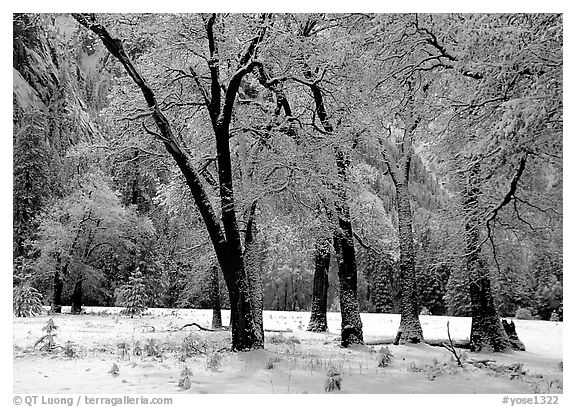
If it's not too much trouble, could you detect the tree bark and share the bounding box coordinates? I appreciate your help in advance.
[333,228,364,346]
[71,279,82,314]
[462,171,510,352]
[51,256,65,313]
[243,200,265,344]
[393,183,424,344]
[307,236,330,332]
[210,262,222,329]
[219,256,261,350]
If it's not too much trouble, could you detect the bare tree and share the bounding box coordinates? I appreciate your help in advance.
[72,13,265,350]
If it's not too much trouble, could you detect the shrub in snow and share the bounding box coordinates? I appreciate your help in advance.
[117,341,131,360]
[407,362,423,372]
[324,366,342,392]
[377,346,393,368]
[178,366,192,390]
[108,363,120,376]
[515,307,533,320]
[181,334,208,358]
[144,338,162,358]
[116,268,148,318]
[268,333,300,345]
[64,341,77,358]
[206,351,222,372]
[266,355,282,369]
[425,359,461,381]
[13,284,44,317]
[133,340,142,356]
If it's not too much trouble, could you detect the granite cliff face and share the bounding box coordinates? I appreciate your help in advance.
[13,14,109,259]
[13,13,109,138]
[13,14,61,112]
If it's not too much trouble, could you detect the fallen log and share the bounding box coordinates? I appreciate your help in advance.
[365,336,470,349]
[180,323,293,334]
[180,323,225,332]
[364,337,395,345]
[264,328,293,333]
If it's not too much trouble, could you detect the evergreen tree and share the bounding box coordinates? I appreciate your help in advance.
[13,281,44,317]
[444,267,472,317]
[13,113,50,260]
[117,268,149,318]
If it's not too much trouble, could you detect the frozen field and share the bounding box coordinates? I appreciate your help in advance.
[13,308,563,394]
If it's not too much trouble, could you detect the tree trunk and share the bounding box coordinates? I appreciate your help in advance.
[243,201,264,345]
[462,176,510,352]
[71,280,82,314]
[466,249,510,352]
[218,258,262,351]
[210,262,222,329]
[274,281,280,310]
[394,183,424,344]
[307,236,330,332]
[51,256,66,313]
[52,270,63,314]
[333,215,364,347]
[52,254,69,313]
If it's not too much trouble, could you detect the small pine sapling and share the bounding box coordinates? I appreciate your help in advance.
[181,333,208,358]
[266,356,282,369]
[132,340,142,356]
[178,366,193,390]
[13,284,44,317]
[117,268,148,318]
[108,363,120,376]
[34,318,58,351]
[117,341,130,360]
[324,366,342,392]
[377,346,393,368]
[206,351,222,372]
[144,338,162,358]
[63,341,77,358]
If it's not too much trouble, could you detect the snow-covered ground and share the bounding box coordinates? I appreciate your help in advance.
[13,307,563,394]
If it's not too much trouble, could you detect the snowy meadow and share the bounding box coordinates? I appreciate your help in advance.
[13,308,563,394]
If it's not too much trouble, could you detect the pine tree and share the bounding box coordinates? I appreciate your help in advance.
[117,268,148,318]
[444,267,472,317]
[33,318,59,351]
[13,283,44,317]
[13,112,51,260]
